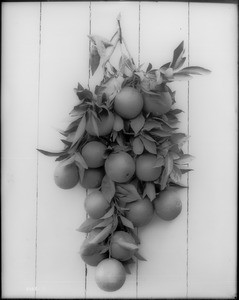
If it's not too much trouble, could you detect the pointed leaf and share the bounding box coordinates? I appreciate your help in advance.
[170,165,182,183]
[77,218,102,233]
[132,137,144,155]
[80,242,104,256]
[154,155,164,168]
[179,66,211,75]
[89,223,113,244]
[101,206,115,219]
[174,154,194,164]
[101,175,115,202]
[74,152,88,169]
[89,46,100,76]
[120,215,134,229]
[37,149,65,157]
[146,63,152,73]
[71,115,86,147]
[117,240,139,251]
[173,72,193,81]
[130,114,145,135]
[140,137,157,154]
[170,41,184,69]
[143,182,156,201]
[123,263,131,274]
[94,216,113,228]
[134,251,147,261]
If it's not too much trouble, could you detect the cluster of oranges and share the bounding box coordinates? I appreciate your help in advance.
[39,27,210,291]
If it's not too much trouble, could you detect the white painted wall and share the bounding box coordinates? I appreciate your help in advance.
[2,2,237,298]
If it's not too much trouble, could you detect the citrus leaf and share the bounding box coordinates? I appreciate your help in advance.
[37,149,65,157]
[174,154,194,164]
[132,137,144,155]
[57,155,75,168]
[181,168,193,174]
[89,223,113,244]
[179,66,211,75]
[80,242,104,256]
[129,229,140,245]
[101,206,115,219]
[143,119,162,131]
[117,183,141,200]
[170,165,182,183]
[113,114,124,131]
[55,154,70,162]
[94,216,113,228]
[117,239,138,251]
[134,251,147,261]
[120,215,134,229]
[123,263,131,274]
[89,46,100,76]
[174,54,186,70]
[75,162,85,182]
[143,182,156,201]
[170,41,184,69]
[140,137,157,154]
[77,218,102,233]
[101,175,115,203]
[154,155,164,168]
[71,115,86,148]
[173,72,193,81]
[146,63,152,73]
[74,152,88,169]
[130,114,145,135]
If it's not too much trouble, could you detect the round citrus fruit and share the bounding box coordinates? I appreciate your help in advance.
[80,167,105,189]
[111,231,136,261]
[81,141,107,168]
[95,258,126,292]
[125,197,154,227]
[105,152,135,183]
[153,189,182,221]
[143,91,173,115]
[84,191,110,219]
[86,111,114,136]
[54,162,79,189]
[136,154,162,181]
[114,87,143,119]
[80,229,107,266]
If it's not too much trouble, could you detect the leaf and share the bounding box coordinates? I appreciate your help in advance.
[101,175,115,202]
[170,166,182,183]
[120,216,134,229]
[37,149,65,157]
[146,63,152,72]
[77,218,102,233]
[57,155,75,168]
[154,155,164,168]
[55,154,70,162]
[76,89,93,101]
[160,153,174,190]
[102,76,124,101]
[74,152,88,169]
[134,251,147,261]
[132,137,144,155]
[90,114,99,137]
[130,114,145,135]
[140,137,157,154]
[143,182,156,201]
[94,217,113,228]
[129,229,141,245]
[89,46,100,76]
[179,66,211,75]
[123,263,131,274]
[174,154,194,165]
[170,41,184,69]
[89,223,113,244]
[113,114,124,131]
[143,119,162,131]
[117,183,141,200]
[169,109,184,115]
[173,72,193,81]
[101,206,115,219]
[80,242,104,256]
[174,55,186,70]
[117,239,139,251]
[71,115,86,148]
[76,162,85,183]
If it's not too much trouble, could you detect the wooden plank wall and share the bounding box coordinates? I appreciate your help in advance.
[2,2,237,298]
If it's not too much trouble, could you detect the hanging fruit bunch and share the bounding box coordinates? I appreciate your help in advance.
[38,15,210,292]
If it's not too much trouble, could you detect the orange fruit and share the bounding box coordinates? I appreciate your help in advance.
[86,111,114,136]
[80,229,107,266]
[111,231,136,261]
[54,163,79,189]
[125,197,154,227]
[81,141,107,168]
[105,152,135,183]
[95,258,126,292]
[136,154,162,181]
[80,167,105,189]
[84,191,110,219]
[143,91,173,115]
[153,189,182,221]
[114,87,143,119]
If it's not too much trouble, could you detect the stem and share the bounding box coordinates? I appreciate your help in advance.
[122,37,135,66]
[102,36,119,68]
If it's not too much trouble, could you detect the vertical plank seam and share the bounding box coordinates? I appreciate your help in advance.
[35,2,42,298]
[186,2,190,298]
[136,2,141,299]
[85,2,92,298]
